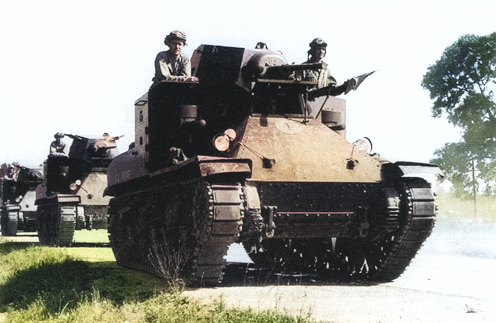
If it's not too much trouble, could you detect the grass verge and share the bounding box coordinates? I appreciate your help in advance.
[0,238,311,323]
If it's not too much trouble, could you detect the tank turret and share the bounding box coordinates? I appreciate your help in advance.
[35,133,120,246]
[106,44,442,286]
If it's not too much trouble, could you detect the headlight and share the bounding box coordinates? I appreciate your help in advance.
[213,135,231,152]
[353,137,373,154]
[213,129,236,152]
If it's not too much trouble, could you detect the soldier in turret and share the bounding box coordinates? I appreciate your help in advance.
[303,38,350,94]
[2,164,18,203]
[49,132,67,156]
[153,30,199,84]
[95,132,122,158]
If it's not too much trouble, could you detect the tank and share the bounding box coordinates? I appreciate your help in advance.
[1,165,43,236]
[105,44,442,286]
[35,134,119,246]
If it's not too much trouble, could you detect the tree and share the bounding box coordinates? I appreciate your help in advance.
[430,142,472,197]
[422,32,496,197]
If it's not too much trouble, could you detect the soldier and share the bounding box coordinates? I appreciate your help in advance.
[3,165,16,182]
[303,38,375,99]
[49,132,67,156]
[304,38,342,90]
[294,38,359,98]
[153,30,199,84]
[2,164,17,203]
[94,132,122,158]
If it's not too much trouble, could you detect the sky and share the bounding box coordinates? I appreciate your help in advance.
[1,0,495,168]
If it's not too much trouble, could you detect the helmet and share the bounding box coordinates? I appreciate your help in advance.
[309,38,328,48]
[164,30,187,45]
[308,38,328,56]
[54,132,64,138]
[255,42,268,50]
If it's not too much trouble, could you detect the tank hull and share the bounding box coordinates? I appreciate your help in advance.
[106,44,441,285]
[1,166,43,236]
[107,154,437,284]
[36,136,115,246]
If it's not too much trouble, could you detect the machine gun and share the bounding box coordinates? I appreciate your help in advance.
[255,61,375,101]
[63,133,87,141]
[262,62,324,81]
[307,70,376,101]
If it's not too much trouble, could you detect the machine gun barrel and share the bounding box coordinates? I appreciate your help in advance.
[63,133,86,141]
[307,83,348,101]
[265,62,324,74]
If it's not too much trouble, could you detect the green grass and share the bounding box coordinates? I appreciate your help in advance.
[72,229,110,244]
[436,191,496,222]
[0,234,312,323]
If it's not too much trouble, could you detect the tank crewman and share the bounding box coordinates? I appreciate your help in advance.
[153,30,199,84]
[101,132,122,146]
[94,132,123,157]
[49,132,67,156]
[10,162,21,181]
[302,38,375,99]
[303,38,350,93]
[3,164,16,182]
[2,164,18,203]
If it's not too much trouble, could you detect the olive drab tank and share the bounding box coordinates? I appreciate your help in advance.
[1,165,43,236]
[105,44,442,286]
[35,134,120,246]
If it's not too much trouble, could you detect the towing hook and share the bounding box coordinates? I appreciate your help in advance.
[358,221,370,238]
[262,206,277,238]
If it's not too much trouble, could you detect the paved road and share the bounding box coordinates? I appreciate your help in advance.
[184,219,496,322]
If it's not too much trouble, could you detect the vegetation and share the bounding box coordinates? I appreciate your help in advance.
[436,190,496,222]
[422,32,496,198]
[0,237,311,323]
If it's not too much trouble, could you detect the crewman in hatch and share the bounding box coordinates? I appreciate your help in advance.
[153,30,199,84]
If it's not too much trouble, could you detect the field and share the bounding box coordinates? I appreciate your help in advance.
[0,229,310,323]
[435,191,496,222]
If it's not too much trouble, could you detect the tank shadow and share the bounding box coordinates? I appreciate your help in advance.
[218,262,381,288]
[70,242,110,248]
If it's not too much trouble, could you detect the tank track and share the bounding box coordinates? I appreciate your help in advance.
[108,180,245,286]
[366,179,436,281]
[244,179,436,282]
[37,203,76,247]
[1,207,19,236]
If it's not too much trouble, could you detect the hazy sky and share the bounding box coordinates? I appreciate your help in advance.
[1,0,495,168]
